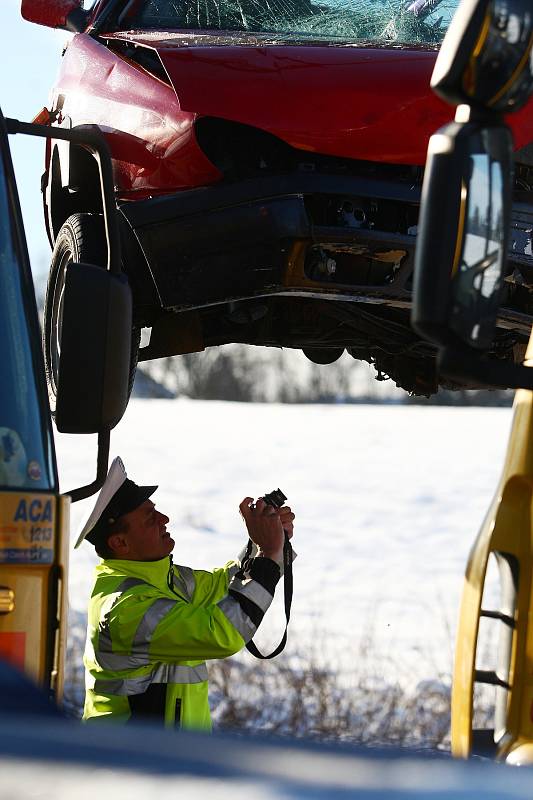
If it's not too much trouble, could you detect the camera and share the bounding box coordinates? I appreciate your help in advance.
[262,489,287,509]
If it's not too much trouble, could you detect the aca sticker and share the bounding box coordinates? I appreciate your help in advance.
[0,493,56,563]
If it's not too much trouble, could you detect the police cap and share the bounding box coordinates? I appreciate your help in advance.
[74,457,157,549]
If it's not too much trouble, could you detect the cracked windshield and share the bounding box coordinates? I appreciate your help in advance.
[119,0,460,44]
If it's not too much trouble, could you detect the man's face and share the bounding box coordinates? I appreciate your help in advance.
[117,499,174,561]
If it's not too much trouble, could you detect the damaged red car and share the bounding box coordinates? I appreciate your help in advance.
[22,0,533,394]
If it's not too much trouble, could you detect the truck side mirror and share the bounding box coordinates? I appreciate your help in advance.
[431,0,533,114]
[49,262,132,434]
[412,112,533,389]
[411,0,533,391]
[410,111,527,387]
[21,0,89,32]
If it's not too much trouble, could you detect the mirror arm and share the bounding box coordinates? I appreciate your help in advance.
[66,431,111,503]
[5,118,121,274]
[438,346,533,391]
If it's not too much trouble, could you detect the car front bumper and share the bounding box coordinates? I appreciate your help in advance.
[118,171,421,312]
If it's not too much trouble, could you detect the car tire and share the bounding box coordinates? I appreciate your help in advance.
[43,212,140,415]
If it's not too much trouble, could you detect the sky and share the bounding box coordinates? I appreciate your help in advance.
[2,0,70,280]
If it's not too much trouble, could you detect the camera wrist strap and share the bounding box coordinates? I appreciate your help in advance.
[245,532,293,659]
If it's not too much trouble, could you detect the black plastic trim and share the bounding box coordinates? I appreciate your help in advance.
[119,175,420,311]
[121,173,421,229]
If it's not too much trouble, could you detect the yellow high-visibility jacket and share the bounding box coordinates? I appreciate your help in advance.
[83,549,280,729]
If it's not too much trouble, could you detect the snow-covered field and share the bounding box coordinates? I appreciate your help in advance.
[55,399,513,686]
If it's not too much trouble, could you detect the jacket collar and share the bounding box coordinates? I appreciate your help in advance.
[96,555,172,593]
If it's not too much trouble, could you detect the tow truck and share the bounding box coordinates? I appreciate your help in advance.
[2,0,533,779]
[0,108,132,700]
[410,0,533,763]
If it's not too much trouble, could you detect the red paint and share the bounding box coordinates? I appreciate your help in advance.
[0,632,26,671]
[157,39,452,164]
[21,0,81,28]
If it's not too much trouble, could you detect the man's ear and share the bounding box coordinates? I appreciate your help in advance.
[107,533,130,556]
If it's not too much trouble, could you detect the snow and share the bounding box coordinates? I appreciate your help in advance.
[55,399,513,685]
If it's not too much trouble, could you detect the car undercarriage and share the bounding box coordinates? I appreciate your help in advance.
[123,138,533,396]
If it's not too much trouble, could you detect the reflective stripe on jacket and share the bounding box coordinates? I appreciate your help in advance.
[82,547,280,730]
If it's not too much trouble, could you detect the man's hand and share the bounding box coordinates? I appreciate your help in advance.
[239,497,295,563]
[279,505,294,540]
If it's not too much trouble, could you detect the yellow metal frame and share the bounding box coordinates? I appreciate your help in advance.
[53,494,70,701]
[0,490,70,701]
[452,331,533,761]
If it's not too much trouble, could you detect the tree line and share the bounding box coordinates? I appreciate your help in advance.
[137,345,513,406]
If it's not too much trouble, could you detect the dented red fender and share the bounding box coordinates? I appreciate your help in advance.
[51,34,222,196]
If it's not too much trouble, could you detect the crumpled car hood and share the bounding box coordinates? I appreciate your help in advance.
[106,31,533,165]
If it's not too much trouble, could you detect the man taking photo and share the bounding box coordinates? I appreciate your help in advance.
[75,456,295,730]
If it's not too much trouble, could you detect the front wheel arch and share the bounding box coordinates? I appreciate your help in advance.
[43,213,140,414]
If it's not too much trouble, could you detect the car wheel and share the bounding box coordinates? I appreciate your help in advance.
[43,213,140,415]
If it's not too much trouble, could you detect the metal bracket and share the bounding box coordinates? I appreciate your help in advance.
[67,430,110,503]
